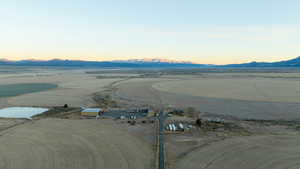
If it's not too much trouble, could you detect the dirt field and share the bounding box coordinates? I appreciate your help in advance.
[0,68,124,108]
[0,118,27,132]
[153,78,300,103]
[3,68,300,120]
[0,118,153,169]
[114,76,300,120]
[0,83,57,98]
[2,67,300,169]
[163,115,300,169]
[173,135,300,169]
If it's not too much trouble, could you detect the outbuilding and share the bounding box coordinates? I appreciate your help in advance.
[81,108,103,117]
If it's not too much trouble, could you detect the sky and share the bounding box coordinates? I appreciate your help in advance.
[0,0,300,64]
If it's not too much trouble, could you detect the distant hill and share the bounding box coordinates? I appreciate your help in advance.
[223,56,300,67]
[0,59,209,68]
[0,57,300,68]
[112,58,195,64]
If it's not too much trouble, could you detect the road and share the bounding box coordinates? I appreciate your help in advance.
[158,110,166,169]
[112,78,167,169]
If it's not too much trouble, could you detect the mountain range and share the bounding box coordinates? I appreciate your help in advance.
[224,56,300,67]
[0,57,300,68]
[0,58,209,68]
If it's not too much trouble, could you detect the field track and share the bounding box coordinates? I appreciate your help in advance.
[0,119,153,169]
[173,135,300,169]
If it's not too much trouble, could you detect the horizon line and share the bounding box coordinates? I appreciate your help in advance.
[1,56,299,65]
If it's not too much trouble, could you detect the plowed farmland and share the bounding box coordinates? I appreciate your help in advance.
[0,119,153,169]
[173,135,300,169]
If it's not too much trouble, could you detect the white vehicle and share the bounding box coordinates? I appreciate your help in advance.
[169,124,174,131]
[179,123,184,129]
[172,124,177,131]
[166,125,170,131]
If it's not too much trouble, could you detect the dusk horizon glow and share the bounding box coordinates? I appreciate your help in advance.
[1,0,299,64]
[1,55,299,66]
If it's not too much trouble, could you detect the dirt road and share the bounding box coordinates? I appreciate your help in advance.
[0,119,153,169]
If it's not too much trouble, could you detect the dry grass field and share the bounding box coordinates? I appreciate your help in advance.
[0,68,124,108]
[0,118,153,169]
[0,118,27,132]
[111,71,300,169]
[153,78,300,103]
[173,135,300,169]
[114,74,300,120]
[1,67,300,169]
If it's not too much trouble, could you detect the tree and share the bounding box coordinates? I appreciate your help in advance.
[64,104,68,108]
[186,107,195,113]
[196,118,202,127]
[186,107,197,118]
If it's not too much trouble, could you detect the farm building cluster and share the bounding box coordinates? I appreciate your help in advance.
[0,106,152,120]
[80,107,151,119]
[165,122,193,133]
[81,108,103,116]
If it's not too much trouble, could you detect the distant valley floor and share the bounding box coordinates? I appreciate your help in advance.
[114,77,300,120]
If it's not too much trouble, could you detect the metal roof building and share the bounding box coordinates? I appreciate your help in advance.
[81,108,103,117]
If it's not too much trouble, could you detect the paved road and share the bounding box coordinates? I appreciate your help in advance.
[158,111,166,169]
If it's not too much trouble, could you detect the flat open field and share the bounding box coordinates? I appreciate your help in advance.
[114,73,300,120]
[0,83,57,98]
[0,68,124,108]
[1,67,300,169]
[153,78,300,103]
[3,67,300,120]
[0,118,153,169]
[0,118,27,132]
[173,135,300,169]
[111,70,300,168]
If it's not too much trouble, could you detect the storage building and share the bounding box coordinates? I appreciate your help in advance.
[81,108,103,117]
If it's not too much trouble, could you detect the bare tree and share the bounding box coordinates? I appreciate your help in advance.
[186,107,197,118]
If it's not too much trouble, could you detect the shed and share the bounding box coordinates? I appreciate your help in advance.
[81,108,103,117]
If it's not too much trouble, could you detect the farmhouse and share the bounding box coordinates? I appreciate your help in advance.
[81,108,103,117]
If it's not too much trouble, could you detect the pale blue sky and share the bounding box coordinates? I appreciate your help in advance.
[0,0,299,64]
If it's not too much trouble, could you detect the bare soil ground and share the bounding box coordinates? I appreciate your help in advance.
[164,116,300,169]
[2,67,300,169]
[0,118,154,169]
[114,118,157,146]
[110,72,300,169]
[114,77,300,120]
[0,118,27,133]
[0,68,125,108]
[153,78,300,103]
[173,134,300,169]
